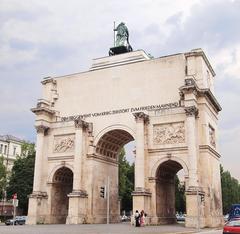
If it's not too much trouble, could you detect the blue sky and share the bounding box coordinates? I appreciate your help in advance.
[0,0,239,179]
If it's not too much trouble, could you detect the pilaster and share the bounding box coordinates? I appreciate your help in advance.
[66,118,90,224]
[132,112,151,215]
[185,106,199,187]
[27,125,49,224]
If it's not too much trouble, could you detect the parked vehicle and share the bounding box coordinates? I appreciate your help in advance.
[5,219,16,225]
[228,204,240,221]
[224,214,229,222]
[223,218,240,234]
[5,216,26,225]
[176,213,185,222]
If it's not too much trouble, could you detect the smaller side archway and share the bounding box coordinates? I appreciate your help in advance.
[50,166,73,224]
[152,157,189,224]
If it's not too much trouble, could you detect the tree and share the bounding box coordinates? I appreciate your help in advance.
[221,165,240,214]
[175,175,186,213]
[118,148,134,213]
[6,142,35,214]
[0,155,8,200]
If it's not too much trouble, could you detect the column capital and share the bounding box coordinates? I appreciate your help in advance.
[184,106,199,117]
[35,125,49,134]
[74,119,89,130]
[133,112,149,123]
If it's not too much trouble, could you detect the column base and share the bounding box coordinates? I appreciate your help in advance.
[26,191,48,225]
[185,187,205,228]
[132,187,151,225]
[150,216,176,225]
[66,190,88,224]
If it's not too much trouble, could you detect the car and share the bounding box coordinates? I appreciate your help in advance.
[16,216,26,225]
[121,215,128,221]
[176,214,185,222]
[224,214,229,222]
[5,219,16,225]
[223,218,240,234]
[5,216,26,225]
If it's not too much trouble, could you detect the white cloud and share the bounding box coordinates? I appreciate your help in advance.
[0,0,240,180]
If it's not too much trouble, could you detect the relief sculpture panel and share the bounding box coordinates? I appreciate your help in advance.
[209,125,216,148]
[153,122,185,145]
[53,135,75,153]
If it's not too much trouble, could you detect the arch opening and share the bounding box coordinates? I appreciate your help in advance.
[95,129,135,221]
[96,129,134,161]
[51,167,73,224]
[155,160,185,224]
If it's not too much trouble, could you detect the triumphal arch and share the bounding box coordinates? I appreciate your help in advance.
[27,46,223,227]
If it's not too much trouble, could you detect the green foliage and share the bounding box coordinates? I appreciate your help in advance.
[0,155,8,200]
[175,175,186,213]
[221,165,240,214]
[6,143,35,214]
[21,142,35,157]
[118,148,134,212]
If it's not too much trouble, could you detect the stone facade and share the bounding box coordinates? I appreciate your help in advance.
[0,135,23,170]
[27,49,223,227]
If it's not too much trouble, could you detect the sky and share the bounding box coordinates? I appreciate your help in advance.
[0,0,240,180]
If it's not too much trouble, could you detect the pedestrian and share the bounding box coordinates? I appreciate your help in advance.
[140,210,145,226]
[134,210,140,227]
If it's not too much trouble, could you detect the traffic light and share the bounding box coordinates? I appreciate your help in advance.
[200,194,205,202]
[100,186,106,198]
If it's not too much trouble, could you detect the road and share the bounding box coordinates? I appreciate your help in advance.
[0,223,223,234]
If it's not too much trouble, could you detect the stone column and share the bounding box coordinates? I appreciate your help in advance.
[72,119,88,192]
[66,119,89,224]
[185,106,204,228]
[185,106,198,187]
[132,112,151,217]
[133,112,148,190]
[27,125,48,225]
[32,125,48,192]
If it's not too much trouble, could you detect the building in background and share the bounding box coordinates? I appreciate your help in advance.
[0,135,24,170]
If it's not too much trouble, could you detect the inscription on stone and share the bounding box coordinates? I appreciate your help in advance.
[54,135,75,153]
[153,122,185,145]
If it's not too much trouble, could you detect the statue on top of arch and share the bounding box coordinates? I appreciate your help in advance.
[109,22,133,56]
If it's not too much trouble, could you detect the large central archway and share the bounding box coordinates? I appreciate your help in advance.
[155,160,184,224]
[96,129,134,160]
[93,128,135,223]
[51,167,73,224]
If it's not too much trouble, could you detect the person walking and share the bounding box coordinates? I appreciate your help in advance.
[140,210,145,227]
[134,210,140,227]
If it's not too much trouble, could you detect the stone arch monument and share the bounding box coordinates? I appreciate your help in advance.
[27,48,223,227]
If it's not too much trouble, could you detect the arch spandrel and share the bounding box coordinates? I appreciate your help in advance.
[151,156,189,179]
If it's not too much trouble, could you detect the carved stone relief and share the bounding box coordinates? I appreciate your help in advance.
[54,135,75,153]
[209,125,216,148]
[153,122,185,145]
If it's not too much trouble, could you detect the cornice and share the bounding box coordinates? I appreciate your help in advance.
[199,145,221,158]
[31,107,55,115]
[148,146,188,153]
[179,78,222,112]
